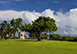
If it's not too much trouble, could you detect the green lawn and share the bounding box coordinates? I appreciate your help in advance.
[0,39,77,54]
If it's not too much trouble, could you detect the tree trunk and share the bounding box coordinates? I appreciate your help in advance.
[9,35,11,39]
[1,35,4,39]
[9,33,11,39]
[4,35,7,40]
[14,33,15,40]
[37,36,41,41]
[36,33,41,41]
[1,33,4,39]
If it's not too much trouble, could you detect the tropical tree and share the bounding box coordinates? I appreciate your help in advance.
[21,23,33,36]
[7,24,13,39]
[16,18,23,29]
[32,16,57,41]
[23,16,57,41]
[10,18,23,39]
[11,19,17,39]
[0,20,8,40]
[0,22,5,39]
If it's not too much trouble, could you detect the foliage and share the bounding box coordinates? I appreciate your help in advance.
[10,18,23,39]
[31,16,57,41]
[0,16,77,42]
[32,16,57,32]
[0,18,23,40]
[24,35,27,39]
[22,16,57,41]
[29,33,48,39]
[49,34,77,42]
[40,33,48,39]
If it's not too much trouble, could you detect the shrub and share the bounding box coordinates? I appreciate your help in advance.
[73,37,77,41]
[49,34,77,42]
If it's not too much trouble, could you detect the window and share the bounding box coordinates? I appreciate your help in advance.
[21,34,23,36]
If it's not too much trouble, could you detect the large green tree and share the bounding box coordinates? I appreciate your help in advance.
[23,16,57,41]
[32,16,58,41]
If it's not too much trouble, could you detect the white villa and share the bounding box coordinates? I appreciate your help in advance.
[19,32,25,39]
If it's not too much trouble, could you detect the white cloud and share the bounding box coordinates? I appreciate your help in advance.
[70,8,77,12]
[23,11,41,23]
[0,8,77,36]
[0,10,25,20]
[0,1,10,4]
[52,1,59,3]
[41,9,54,18]
[55,8,77,35]
[37,0,49,4]
[0,0,24,6]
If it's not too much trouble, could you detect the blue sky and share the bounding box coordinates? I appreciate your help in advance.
[0,0,77,36]
[0,0,77,13]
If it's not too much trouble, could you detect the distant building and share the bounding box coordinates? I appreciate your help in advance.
[19,32,25,39]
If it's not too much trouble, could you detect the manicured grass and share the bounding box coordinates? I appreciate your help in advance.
[0,39,77,54]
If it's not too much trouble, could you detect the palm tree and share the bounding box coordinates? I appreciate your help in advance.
[11,18,19,39]
[0,23,5,39]
[16,18,23,29]
[10,18,23,39]
[7,24,12,39]
[13,28,18,39]
[0,20,8,40]
[3,20,8,40]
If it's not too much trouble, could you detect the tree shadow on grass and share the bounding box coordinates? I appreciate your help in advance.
[16,39,38,42]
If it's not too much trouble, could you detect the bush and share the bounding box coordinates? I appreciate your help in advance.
[57,35,62,40]
[12,36,18,39]
[73,37,77,41]
[50,34,58,40]
[62,36,68,41]
[24,35,27,39]
[49,34,77,42]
